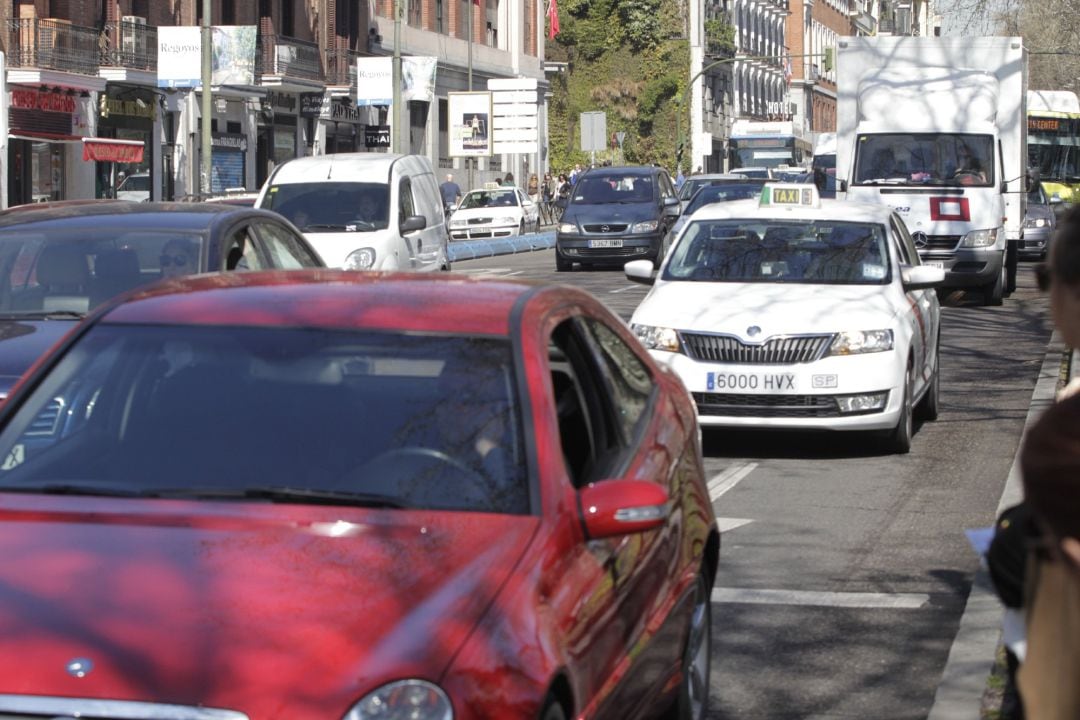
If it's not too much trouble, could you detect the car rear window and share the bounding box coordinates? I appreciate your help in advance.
[0,325,530,515]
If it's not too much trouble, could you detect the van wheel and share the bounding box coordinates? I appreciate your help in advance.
[981,259,1005,306]
[556,254,572,272]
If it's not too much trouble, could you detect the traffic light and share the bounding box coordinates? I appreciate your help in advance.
[823,48,834,73]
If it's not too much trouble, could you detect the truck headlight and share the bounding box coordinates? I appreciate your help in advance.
[632,220,659,233]
[828,330,894,355]
[344,247,377,270]
[344,679,452,720]
[632,323,682,352]
[558,222,578,234]
[959,227,1001,248]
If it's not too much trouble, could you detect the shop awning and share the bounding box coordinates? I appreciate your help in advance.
[8,130,83,144]
[81,138,145,164]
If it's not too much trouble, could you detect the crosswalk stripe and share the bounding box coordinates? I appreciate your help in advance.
[712,587,930,609]
[707,461,757,502]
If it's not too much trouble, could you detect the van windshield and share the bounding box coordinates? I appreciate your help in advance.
[572,176,654,204]
[260,182,390,232]
[853,133,994,187]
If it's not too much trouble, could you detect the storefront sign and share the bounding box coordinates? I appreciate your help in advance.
[332,100,364,123]
[300,92,324,118]
[82,139,145,164]
[100,97,156,120]
[212,133,248,152]
[364,126,392,148]
[267,91,297,113]
[11,88,76,114]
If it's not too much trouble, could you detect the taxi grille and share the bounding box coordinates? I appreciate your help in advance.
[0,694,248,720]
[693,392,841,418]
[681,333,833,365]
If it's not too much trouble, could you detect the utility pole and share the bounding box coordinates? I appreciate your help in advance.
[467,0,475,191]
[200,0,212,197]
[392,0,404,154]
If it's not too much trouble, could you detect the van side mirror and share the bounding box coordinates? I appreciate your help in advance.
[401,215,427,233]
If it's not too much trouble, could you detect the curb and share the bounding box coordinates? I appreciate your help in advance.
[926,330,1066,719]
[447,231,555,263]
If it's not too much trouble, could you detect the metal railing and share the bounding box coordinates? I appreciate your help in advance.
[6,17,101,75]
[100,20,157,71]
[260,34,323,82]
[325,47,362,87]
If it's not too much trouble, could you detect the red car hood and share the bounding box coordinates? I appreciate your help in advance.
[0,497,540,717]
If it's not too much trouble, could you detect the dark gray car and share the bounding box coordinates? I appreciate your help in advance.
[555,166,681,271]
[1020,184,1059,259]
[0,201,323,397]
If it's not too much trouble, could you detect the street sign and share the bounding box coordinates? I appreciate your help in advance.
[616,131,626,147]
[581,111,607,152]
[489,78,538,154]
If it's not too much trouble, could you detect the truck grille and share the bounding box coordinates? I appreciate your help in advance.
[920,235,962,252]
[681,333,833,365]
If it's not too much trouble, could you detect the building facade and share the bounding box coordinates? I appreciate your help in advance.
[0,0,545,208]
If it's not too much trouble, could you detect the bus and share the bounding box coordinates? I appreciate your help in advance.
[1028,90,1080,204]
[727,119,812,172]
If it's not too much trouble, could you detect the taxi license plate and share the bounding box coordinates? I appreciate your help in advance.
[588,238,623,249]
[923,261,944,269]
[706,372,795,391]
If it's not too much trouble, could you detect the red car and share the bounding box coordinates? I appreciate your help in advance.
[0,270,718,720]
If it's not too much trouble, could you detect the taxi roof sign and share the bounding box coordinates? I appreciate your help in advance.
[759,183,821,209]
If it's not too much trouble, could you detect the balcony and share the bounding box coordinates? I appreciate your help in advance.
[6,17,101,75]
[259,34,324,84]
[325,47,362,87]
[100,20,157,72]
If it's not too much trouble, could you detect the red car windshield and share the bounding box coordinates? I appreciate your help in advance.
[0,325,529,514]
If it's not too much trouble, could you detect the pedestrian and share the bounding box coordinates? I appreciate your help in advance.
[501,172,515,187]
[527,173,539,201]
[440,173,461,215]
[675,168,686,189]
[541,172,555,223]
[570,164,583,185]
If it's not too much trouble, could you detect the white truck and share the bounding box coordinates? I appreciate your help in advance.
[836,36,1027,305]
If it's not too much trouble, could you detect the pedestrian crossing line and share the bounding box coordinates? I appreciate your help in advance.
[608,285,641,294]
[715,517,754,533]
[707,461,757,502]
[711,587,930,609]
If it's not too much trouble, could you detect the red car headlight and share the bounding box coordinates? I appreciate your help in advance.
[344,679,453,720]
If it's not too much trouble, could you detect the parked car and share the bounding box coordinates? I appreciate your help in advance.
[556,165,681,271]
[627,183,944,453]
[115,171,151,202]
[257,153,450,272]
[1020,182,1059,259]
[0,201,322,397]
[0,269,719,720]
[448,185,541,239]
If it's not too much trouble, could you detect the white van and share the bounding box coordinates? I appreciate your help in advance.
[256,153,450,271]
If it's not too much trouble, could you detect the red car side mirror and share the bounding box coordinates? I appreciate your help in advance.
[579,479,670,539]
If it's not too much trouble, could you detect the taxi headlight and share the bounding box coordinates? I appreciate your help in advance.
[449,218,468,228]
[632,323,682,352]
[959,227,1001,248]
[343,679,452,720]
[632,220,659,233]
[836,392,889,413]
[828,330,894,356]
[558,222,578,234]
[495,216,517,225]
[344,248,377,270]
[1023,217,1047,229]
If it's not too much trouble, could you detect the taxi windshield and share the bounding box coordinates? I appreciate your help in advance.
[663,220,890,285]
[460,190,519,209]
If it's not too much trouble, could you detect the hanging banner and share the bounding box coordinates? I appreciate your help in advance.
[212,26,258,85]
[403,57,437,103]
[356,57,393,106]
[82,139,146,164]
[157,26,201,88]
[448,92,493,157]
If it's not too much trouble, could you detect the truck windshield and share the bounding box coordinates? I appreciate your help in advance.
[854,133,994,187]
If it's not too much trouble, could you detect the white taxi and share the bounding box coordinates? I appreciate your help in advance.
[626,183,944,453]
[449,185,541,240]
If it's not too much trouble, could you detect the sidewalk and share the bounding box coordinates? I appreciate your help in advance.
[927,332,1070,719]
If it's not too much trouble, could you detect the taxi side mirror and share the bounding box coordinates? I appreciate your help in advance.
[624,260,656,285]
[902,264,945,290]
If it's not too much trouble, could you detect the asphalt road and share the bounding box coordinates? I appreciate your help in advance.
[452,248,1053,719]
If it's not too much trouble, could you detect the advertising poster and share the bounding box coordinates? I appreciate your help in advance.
[157,26,257,88]
[357,57,393,106]
[448,92,493,157]
[403,57,438,103]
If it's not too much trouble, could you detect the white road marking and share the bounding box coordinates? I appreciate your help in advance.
[712,587,930,609]
[707,461,757,502]
[608,285,641,294]
[715,517,754,533]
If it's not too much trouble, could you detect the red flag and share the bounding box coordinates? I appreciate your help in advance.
[547,0,560,38]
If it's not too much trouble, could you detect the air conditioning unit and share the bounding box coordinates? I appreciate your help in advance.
[120,16,148,59]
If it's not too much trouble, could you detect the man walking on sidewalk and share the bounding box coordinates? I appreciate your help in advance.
[440,174,461,216]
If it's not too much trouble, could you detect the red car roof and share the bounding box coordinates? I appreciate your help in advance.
[102,270,553,336]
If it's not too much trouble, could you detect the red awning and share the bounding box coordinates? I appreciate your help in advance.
[81,138,145,164]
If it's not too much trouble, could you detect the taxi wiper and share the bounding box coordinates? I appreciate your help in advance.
[148,485,410,508]
[0,310,86,320]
